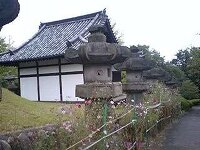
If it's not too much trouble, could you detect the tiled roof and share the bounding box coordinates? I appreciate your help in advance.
[0,10,117,65]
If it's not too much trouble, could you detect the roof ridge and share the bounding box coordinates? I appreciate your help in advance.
[69,13,100,43]
[39,11,103,29]
[0,25,46,56]
[105,18,118,43]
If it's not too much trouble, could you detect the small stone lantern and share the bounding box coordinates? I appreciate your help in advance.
[143,69,179,89]
[165,77,179,89]
[143,68,167,86]
[115,47,152,104]
[65,25,129,148]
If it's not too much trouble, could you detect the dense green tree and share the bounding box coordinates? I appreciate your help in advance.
[186,47,200,90]
[0,38,8,53]
[0,37,17,87]
[170,47,200,97]
[171,49,191,72]
[136,45,165,67]
[180,80,199,99]
[163,63,186,82]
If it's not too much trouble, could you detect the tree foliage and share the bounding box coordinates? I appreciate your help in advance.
[171,47,200,99]
[111,22,124,45]
[171,49,191,72]
[0,37,17,87]
[186,47,200,90]
[0,38,8,53]
[180,80,199,100]
[136,45,165,67]
[163,63,186,82]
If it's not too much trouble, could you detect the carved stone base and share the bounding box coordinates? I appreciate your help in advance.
[76,82,123,99]
[123,82,149,92]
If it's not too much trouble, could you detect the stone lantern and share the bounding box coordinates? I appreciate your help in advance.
[165,77,179,89]
[143,68,167,86]
[143,67,180,90]
[65,26,129,98]
[115,47,152,104]
[65,25,129,148]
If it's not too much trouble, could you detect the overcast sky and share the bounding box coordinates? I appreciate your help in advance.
[1,0,200,61]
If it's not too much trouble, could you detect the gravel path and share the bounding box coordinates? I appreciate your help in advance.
[163,106,200,150]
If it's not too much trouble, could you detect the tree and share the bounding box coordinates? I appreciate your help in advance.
[186,47,200,90]
[171,49,191,72]
[180,80,199,99]
[0,37,17,87]
[163,63,186,82]
[0,38,8,53]
[111,22,124,45]
[136,44,165,67]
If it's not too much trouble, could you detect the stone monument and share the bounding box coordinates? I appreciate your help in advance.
[65,25,129,148]
[165,77,179,89]
[143,68,167,86]
[115,46,152,104]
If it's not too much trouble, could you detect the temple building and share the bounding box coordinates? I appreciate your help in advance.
[0,10,120,102]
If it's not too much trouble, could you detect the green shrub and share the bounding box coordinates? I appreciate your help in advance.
[121,71,126,83]
[189,99,200,106]
[180,80,199,100]
[179,96,192,111]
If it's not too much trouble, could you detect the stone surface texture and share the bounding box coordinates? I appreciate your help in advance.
[76,82,122,98]
[0,140,12,150]
[17,133,32,150]
[115,47,152,103]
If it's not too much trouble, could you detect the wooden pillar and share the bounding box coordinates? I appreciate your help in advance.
[17,64,21,96]
[58,58,63,101]
[36,61,40,101]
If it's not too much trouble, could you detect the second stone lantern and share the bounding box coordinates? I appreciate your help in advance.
[115,46,153,104]
[65,25,129,148]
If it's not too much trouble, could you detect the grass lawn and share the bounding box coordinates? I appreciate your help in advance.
[0,88,84,133]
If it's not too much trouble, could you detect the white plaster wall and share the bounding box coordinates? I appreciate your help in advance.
[39,76,60,101]
[62,74,84,101]
[61,64,83,72]
[20,77,38,101]
[39,66,59,74]
[20,68,37,75]
[19,63,84,102]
